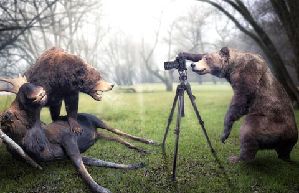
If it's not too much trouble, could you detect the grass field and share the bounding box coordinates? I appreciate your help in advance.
[0,84,299,193]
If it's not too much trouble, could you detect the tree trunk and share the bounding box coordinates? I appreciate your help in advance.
[166,79,173,91]
[261,39,299,107]
[270,0,299,85]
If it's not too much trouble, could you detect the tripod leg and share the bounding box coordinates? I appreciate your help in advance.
[172,93,183,181]
[162,87,179,151]
[185,84,216,154]
[185,83,234,190]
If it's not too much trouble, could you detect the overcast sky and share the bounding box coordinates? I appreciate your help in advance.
[98,0,226,64]
[101,0,196,38]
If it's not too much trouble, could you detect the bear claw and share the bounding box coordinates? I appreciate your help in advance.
[221,133,229,143]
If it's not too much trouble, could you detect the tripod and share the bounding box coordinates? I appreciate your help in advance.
[162,70,217,181]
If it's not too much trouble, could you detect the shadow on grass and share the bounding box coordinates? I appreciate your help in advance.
[236,156,299,192]
[160,145,237,193]
[241,157,299,174]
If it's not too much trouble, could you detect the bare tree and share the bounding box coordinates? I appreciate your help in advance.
[269,1,299,83]
[214,13,235,48]
[61,0,99,53]
[0,0,59,75]
[100,33,139,85]
[173,7,212,53]
[160,20,178,90]
[0,0,101,77]
[140,13,175,91]
[0,0,59,51]
[172,6,213,84]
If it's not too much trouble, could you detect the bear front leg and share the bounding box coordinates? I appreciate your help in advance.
[49,101,62,121]
[64,92,81,134]
[178,52,203,62]
[221,92,249,143]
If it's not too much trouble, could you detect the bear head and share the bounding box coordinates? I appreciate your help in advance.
[192,47,230,78]
[17,83,48,108]
[79,66,114,101]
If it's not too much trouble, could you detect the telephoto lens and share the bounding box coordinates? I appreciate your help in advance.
[164,61,179,70]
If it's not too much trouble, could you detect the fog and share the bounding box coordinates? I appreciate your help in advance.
[0,0,298,92]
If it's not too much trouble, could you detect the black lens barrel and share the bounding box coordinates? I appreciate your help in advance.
[164,61,179,70]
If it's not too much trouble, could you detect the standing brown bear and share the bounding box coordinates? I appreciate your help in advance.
[181,47,298,163]
[24,47,114,134]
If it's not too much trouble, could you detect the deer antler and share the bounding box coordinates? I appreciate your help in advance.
[0,117,42,170]
[0,74,28,94]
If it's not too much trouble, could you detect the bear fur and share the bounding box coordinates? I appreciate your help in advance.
[190,47,298,162]
[24,47,113,133]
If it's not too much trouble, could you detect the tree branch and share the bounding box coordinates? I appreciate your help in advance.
[0,0,59,51]
[196,0,264,49]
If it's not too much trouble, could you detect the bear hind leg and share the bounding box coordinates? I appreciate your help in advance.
[239,142,258,162]
[230,120,259,163]
[275,142,294,162]
[228,143,258,164]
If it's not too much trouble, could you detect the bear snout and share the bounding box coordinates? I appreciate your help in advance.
[191,60,210,75]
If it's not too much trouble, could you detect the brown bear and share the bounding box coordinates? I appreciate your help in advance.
[24,47,114,134]
[181,47,298,162]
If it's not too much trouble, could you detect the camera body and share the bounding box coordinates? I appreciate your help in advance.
[164,56,187,72]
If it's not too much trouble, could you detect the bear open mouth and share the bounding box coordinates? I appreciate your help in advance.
[192,68,207,75]
[96,90,103,101]
[90,83,114,101]
[33,93,47,105]
[90,90,104,101]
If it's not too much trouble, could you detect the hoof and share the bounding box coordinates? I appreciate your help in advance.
[93,186,112,193]
[129,162,146,169]
[228,155,240,164]
[139,149,150,155]
[148,140,159,145]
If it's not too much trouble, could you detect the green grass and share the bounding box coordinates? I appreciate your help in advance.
[0,84,299,193]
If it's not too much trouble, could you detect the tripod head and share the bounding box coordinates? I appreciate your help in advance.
[178,69,187,83]
[164,56,188,84]
[164,55,187,71]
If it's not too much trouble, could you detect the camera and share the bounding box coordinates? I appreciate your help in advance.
[164,56,187,71]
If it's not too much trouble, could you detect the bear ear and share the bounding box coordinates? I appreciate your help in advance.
[220,47,230,58]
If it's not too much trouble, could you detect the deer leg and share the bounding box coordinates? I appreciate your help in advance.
[62,135,111,193]
[64,93,81,134]
[0,129,42,170]
[96,131,148,154]
[82,156,145,169]
[93,118,157,145]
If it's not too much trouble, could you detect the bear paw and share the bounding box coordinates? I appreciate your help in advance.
[220,132,229,143]
[68,118,82,134]
[228,155,240,164]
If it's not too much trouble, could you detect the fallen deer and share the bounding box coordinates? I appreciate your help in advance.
[0,77,156,193]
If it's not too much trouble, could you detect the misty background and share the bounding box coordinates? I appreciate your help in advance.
[0,0,299,104]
